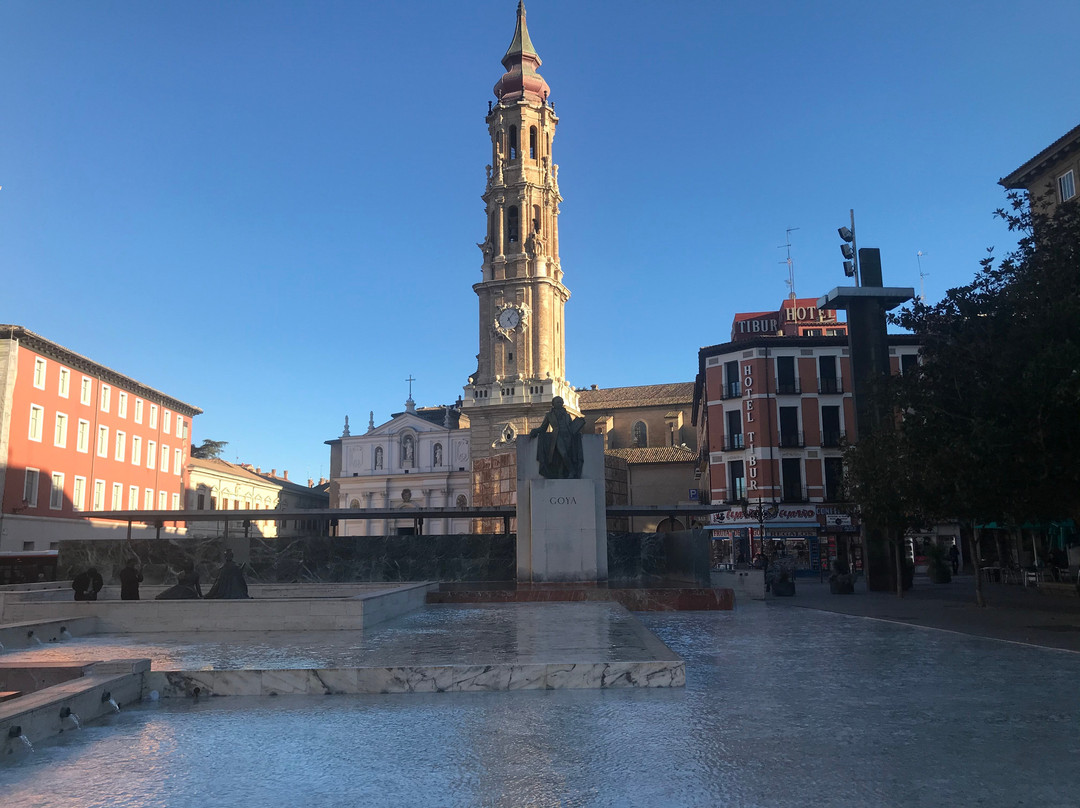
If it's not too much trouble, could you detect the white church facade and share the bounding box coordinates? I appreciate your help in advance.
[327,401,472,536]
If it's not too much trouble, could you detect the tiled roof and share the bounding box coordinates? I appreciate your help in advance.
[189,456,277,486]
[578,382,694,410]
[605,446,697,464]
[1000,123,1080,188]
[189,458,328,499]
[1,324,202,416]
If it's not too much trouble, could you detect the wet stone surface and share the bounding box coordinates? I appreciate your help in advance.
[2,605,1080,807]
[0,603,675,670]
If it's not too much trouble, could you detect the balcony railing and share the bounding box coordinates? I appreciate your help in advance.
[821,430,846,448]
[818,378,843,394]
[778,431,804,448]
[723,434,745,452]
[776,380,801,395]
[721,381,742,400]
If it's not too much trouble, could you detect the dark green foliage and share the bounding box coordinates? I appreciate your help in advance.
[890,194,1080,527]
[191,439,229,459]
[844,195,1080,591]
[925,544,952,584]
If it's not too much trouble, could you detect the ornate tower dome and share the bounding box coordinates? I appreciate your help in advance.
[493,1,551,104]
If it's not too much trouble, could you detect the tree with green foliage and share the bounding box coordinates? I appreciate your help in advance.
[190,439,229,459]
[843,419,928,597]
[844,194,1080,604]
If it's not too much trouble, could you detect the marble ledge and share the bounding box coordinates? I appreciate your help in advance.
[144,660,685,698]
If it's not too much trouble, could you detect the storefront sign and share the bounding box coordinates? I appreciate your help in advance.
[710,506,818,526]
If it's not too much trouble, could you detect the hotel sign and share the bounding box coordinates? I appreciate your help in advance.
[733,302,839,340]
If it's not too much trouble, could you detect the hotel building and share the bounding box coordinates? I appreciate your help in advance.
[692,299,920,573]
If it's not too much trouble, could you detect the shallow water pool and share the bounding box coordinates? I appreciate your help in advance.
[3,605,1079,807]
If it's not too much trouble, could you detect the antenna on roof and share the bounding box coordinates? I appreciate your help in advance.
[779,227,800,301]
[917,251,930,302]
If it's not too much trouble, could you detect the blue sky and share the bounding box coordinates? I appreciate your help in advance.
[3,0,1078,484]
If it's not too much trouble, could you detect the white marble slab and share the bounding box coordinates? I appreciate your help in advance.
[8,603,684,699]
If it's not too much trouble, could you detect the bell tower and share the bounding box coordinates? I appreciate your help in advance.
[465,1,578,461]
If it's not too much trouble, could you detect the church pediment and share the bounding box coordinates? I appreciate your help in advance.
[366,411,450,437]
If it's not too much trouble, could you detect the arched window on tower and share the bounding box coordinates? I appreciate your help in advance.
[529,127,537,160]
[496,130,503,154]
[508,126,518,160]
[507,206,519,245]
[532,205,541,234]
[632,421,648,448]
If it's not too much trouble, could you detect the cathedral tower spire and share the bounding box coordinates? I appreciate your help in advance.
[465,2,577,461]
[494,2,550,104]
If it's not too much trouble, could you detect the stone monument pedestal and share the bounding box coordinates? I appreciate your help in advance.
[516,434,607,583]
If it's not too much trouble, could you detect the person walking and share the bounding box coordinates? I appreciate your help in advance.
[119,558,143,600]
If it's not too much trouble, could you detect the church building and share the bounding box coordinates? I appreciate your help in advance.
[326,397,472,536]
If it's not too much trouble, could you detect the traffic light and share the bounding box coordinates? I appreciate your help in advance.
[838,226,856,277]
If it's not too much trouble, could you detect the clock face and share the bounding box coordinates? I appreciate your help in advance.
[497,307,522,330]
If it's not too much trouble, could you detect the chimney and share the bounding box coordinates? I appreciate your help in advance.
[256,467,261,474]
[320,477,327,486]
[308,478,314,488]
[283,470,289,481]
[271,469,276,477]
[591,384,598,390]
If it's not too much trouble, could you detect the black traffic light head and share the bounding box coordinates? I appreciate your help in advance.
[840,244,854,259]
[843,261,856,277]
[838,226,854,242]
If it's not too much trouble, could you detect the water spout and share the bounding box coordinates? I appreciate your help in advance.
[27,629,42,646]
[108,698,119,713]
[60,707,81,729]
[60,626,74,641]
[102,690,120,713]
[7,726,33,752]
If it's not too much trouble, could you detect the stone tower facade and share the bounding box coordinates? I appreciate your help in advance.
[464,1,579,463]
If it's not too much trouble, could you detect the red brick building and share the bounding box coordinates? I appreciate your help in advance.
[692,301,919,573]
[0,325,201,554]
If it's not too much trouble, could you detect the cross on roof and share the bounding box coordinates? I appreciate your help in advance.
[406,374,416,398]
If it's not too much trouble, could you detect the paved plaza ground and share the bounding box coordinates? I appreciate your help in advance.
[774,573,1080,653]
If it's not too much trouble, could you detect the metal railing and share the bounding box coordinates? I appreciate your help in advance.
[821,430,846,447]
[818,378,843,394]
[778,431,804,448]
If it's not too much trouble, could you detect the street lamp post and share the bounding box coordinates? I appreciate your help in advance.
[741,498,779,558]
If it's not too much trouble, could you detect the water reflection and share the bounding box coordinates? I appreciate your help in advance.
[3,607,1080,807]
